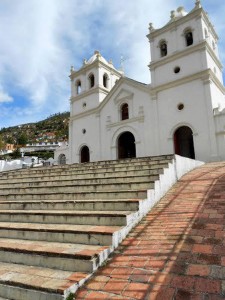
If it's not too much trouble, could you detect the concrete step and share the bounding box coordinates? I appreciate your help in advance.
[0,222,122,245]
[2,160,170,179]
[0,155,173,177]
[0,210,135,226]
[0,168,164,184]
[0,262,90,300]
[0,174,159,189]
[0,181,154,196]
[1,167,165,184]
[0,189,147,200]
[0,199,140,211]
[0,238,109,273]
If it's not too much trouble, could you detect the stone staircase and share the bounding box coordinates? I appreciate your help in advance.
[0,155,174,300]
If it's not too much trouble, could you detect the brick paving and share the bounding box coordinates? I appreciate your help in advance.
[74,162,225,299]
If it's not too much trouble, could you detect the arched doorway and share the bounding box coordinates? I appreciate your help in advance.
[174,126,195,159]
[58,154,66,165]
[80,146,90,163]
[118,131,136,159]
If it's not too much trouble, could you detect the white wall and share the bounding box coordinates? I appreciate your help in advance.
[0,160,23,172]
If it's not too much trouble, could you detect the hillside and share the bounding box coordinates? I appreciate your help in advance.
[0,112,69,146]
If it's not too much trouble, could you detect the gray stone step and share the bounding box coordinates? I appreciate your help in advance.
[0,164,167,184]
[0,210,135,226]
[10,161,169,178]
[0,222,122,245]
[0,238,107,272]
[0,283,62,300]
[0,155,173,177]
[0,168,163,184]
[0,181,154,196]
[0,262,89,300]
[0,189,147,200]
[1,160,170,179]
[0,199,139,211]
[0,174,159,189]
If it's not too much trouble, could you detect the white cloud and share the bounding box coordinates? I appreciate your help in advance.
[0,0,224,127]
[0,90,13,103]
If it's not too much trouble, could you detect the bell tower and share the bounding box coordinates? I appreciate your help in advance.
[69,51,122,117]
[147,0,224,109]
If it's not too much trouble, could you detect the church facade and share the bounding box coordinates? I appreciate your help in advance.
[56,0,225,165]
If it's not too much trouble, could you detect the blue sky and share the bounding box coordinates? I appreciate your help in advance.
[0,0,224,128]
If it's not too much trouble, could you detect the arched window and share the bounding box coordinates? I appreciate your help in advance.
[204,28,208,39]
[160,41,167,57]
[89,74,95,88]
[76,80,81,94]
[103,73,108,88]
[121,103,129,120]
[185,30,193,46]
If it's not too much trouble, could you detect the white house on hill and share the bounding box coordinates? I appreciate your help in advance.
[55,0,225,165]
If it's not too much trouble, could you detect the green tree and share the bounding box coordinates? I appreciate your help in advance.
[5,136,14,144]
[0,135,5,150]
[17,133,28,146]
[10,148,21,159]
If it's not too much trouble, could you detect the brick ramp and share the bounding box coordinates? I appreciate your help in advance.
[75,162,225,299]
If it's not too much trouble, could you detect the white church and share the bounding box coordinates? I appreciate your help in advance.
[56,0,225,165]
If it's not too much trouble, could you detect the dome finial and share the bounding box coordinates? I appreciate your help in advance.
[195,0,201,9]
[94,50,101,57]
[149,23,155,32]
[170,10,176,20]
[70,65,74,73]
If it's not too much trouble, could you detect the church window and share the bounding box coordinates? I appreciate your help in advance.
[177,103,184,111]
[212,41,216,50]
[160,41,167,57]
[121,103,129,120]
[76,80,81,94]
[185,30,193,46]
[103,73,108,88]
[204,29,208,39]
[89,73,95,88]
[174,66,181,74]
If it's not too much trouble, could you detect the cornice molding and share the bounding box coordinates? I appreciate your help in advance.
[147,7,218,41]
[149,41,222,71]
[151,69,225,95]
[147,8,202,39]
[70,86,109,103]
[216,130,225,136]
[70,60,122,80]
[106,116,145,129]
[208,70,225,95]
